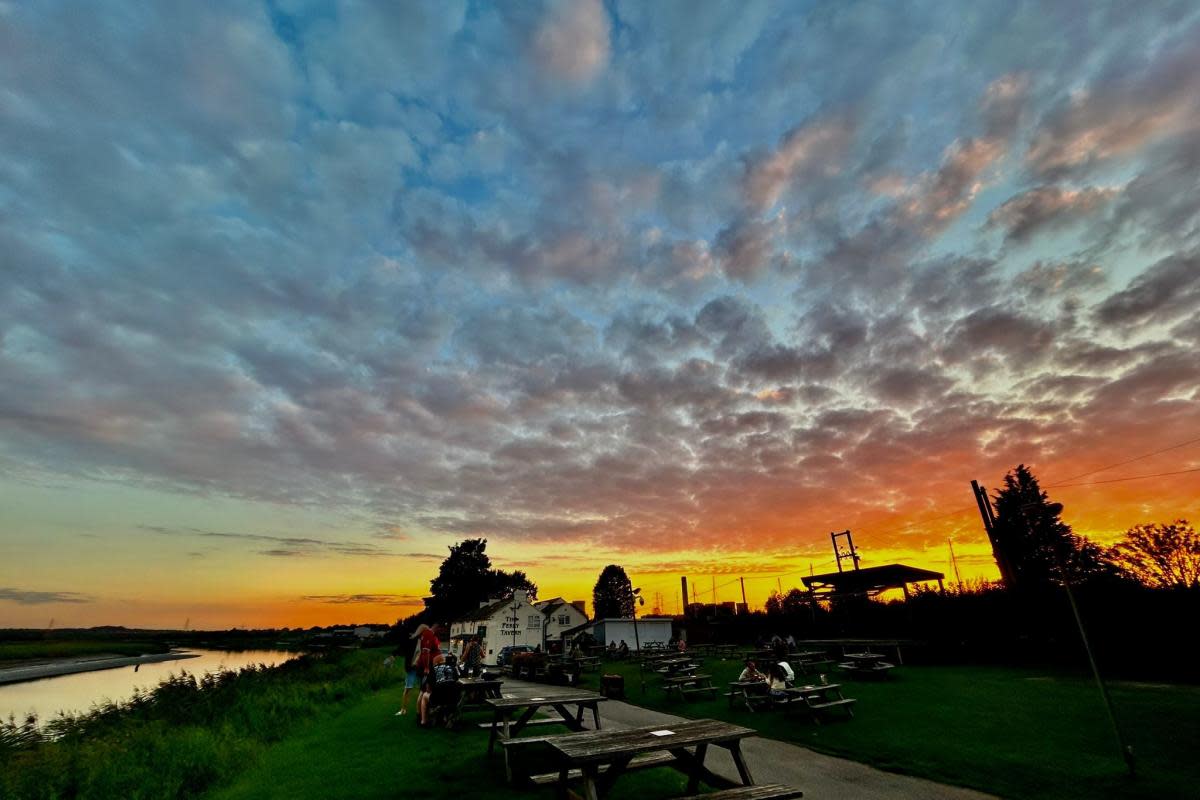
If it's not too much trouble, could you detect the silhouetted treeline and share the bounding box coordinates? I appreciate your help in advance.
[686,582,1200,682]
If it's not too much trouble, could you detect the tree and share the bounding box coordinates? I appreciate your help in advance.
[592,565,635,619]
[991,464,1110,589]
[425,539,537,623]
[1106,520,1200,589]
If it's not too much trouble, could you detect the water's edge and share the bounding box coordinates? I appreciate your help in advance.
[0,651,200,686]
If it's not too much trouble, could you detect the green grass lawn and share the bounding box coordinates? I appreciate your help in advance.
[206,680,693,800]
[586,657,1200,800]
[0,639,169,664]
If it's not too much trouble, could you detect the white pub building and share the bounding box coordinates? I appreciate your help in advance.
[448,589,588,665]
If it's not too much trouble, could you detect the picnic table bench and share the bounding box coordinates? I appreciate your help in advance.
[837,652,895,678]
[783,683,856,723]
[542,718,758,798]
[486,690,607,757]
[662,672,718,700]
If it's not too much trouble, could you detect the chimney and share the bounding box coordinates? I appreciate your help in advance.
[570,600,587,617]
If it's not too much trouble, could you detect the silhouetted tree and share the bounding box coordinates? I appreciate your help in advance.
[764,588,810,615]
[991,465,1110,589]
[425,539,537,623]
[1106,520,1200,588]
[592,565,635,618]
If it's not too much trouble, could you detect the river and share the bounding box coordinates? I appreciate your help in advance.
[0,648,297,724]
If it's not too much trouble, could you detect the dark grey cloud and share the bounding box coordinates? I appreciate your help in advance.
[142,526,400,558]
[1094,251,1200,328]
[988,185,1117,244]
[301,594,424,606]
[0,588,91,605]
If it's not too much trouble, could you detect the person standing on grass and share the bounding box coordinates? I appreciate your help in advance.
[395,638,422,716]
[412,623,439,677]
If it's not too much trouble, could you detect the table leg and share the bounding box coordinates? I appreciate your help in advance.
[510,704,540,738]
[487,709,503,756]
[552,703,585,732]
[686,743,708,794]
[728,741,755,785]
[582,764,602,800]
[590,701,601,730]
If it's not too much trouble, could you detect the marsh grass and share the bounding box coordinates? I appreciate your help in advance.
[1,649,400,799]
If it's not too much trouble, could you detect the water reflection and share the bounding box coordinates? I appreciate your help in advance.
[0,649,296,723]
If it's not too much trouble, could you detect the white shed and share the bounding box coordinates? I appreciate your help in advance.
[579,617,674,651]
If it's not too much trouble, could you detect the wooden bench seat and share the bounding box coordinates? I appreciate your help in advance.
[527,751,678,785]
[675,783,803,799]
[806,697,857,712]
[680,684,719,698]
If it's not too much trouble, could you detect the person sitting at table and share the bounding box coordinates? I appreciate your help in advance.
[765,663,790,699]
[616,640,629,659]
[569,640,583,659]
[608,640,617,655]
[418,652,461,729]
[738,659,764,682]
[777,660,795,684]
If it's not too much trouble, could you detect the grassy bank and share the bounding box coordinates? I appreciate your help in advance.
[587,657,1200,800]
[207,681,691,800]
[0,649,399,799]
[0,640,170,664]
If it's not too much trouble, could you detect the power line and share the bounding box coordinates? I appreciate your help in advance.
[1048,466,1200,488]
[1045,435,1200,487]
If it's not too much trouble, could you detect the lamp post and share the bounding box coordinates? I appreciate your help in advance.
[632,587,645,693]
[1021,501,1134,775]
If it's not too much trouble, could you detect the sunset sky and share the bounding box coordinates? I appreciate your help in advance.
[2,1,1199,629]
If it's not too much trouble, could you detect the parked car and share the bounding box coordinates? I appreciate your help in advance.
[496,644,534,666]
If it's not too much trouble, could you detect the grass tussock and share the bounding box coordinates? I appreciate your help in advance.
[0,649,401,800]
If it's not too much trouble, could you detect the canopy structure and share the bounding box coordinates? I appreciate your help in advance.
[801,564,945,598]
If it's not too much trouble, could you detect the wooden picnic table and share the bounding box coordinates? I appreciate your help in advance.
[544,718,757,799]
[485,689,607,756]
[457,677,503,709]
[837,652,895,678]
[783,683,856,722]
[662,672,718,700]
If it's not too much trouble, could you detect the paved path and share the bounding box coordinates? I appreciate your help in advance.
[0,652,198,685]
[502,679,995,800]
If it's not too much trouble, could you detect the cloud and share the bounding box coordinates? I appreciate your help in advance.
[301,594,424,606]
[0,588,90,605]
[531,0,611,83]
[1093,251,1200,328]
[142,526,401,558]
[1027,25,1200,177]
[742,116,855,211]
[987,185,1117,243]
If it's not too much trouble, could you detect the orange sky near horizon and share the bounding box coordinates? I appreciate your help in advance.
[3,456,1195,631]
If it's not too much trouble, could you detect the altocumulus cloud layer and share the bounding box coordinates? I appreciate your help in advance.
[2,0,1200,566]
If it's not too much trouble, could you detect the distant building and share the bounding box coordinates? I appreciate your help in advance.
[534,597,589,651]
[562,617,673,651]
[448,590,539,664]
